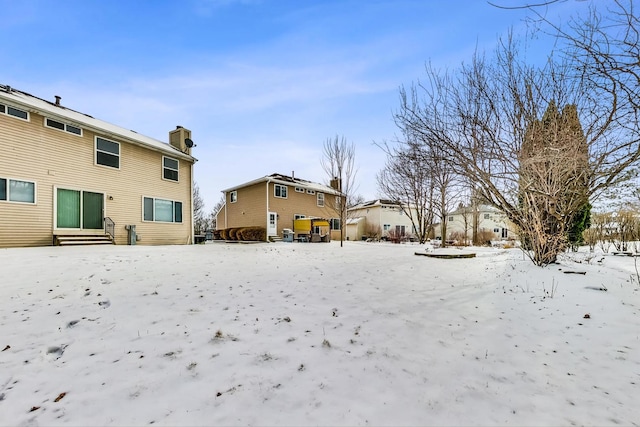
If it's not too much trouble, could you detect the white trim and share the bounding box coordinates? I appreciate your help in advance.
[0,176,37,204]
[274,184,288,199]
[142,195,183,223]
[95,136,121,170]
[53,186,105,231]
[44,117,83,136]
[0,102,29,121]
[162,155,179,182]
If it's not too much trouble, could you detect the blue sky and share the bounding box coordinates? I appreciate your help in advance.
[1,0,589,212]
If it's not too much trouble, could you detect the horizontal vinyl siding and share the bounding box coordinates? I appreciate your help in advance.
[0,112,193,247]
[268,184,340,236]
[108,142,192,245]
[1,114,55,247]
[225,184,267,229]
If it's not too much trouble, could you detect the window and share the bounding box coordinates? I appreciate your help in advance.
[163,156,179,181]
[295,187,304,193]
[45,118,82,136]
[0,103,28,120]
[484,214,491,219]
[294,214,306,220]
[143,197,182,223]
[95,137,120,169]
[274,184,287,198]
[383,224,391,231]
[317,192,324,207]
[307,189,315,195]
[330,218,340,230]
[0,177,36,203]
[448,216,454,222]
[230,191,237,203]
[494,228,500,233]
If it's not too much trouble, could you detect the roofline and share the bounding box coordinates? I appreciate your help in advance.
[221,175,342,195]
[0,85,196,163]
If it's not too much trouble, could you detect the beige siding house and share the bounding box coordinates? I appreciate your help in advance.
[216,173,343,240]
[0,84,197,247]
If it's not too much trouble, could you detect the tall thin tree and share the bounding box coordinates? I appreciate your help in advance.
[321,135,358,247]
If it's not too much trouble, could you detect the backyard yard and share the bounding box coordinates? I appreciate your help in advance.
[0,241,638,426]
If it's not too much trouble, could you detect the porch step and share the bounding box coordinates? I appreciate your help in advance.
[55,235,114,246]
[269,236,283,243]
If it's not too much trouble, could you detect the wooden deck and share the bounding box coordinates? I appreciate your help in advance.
[415,251,476,259]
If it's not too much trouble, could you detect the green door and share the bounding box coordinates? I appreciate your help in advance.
[83,191,104,229]
[56,189,103,229]
[57,189,81,228]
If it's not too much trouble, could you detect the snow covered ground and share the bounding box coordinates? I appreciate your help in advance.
[0,241,639,426]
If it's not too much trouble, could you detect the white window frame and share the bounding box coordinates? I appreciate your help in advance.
[317,192,324,207]
[45,117,83,136]
[274,184,288,199]
[95,136,120,169]
[294,214,306,220]
[295,187,304,193]
[448,216,454,222]
[0,103,29,121]
[383,224,391,231]
[142,196,183,223]
[307,189,315,195]
[162,156,179,182]
[0,176,36,204]
[230,191,237,203]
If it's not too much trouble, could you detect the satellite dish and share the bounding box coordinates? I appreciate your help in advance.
[185,138,194,148]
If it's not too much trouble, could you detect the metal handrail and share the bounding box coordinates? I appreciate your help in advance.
[104,217,115,241]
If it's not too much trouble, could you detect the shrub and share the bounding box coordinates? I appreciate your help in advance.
[227,228,239,240]
[477,229,495,246]
[449,231,469,246]
[234,227,266,241]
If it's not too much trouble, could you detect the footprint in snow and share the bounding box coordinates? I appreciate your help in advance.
[98,299,111,309]
[45,345,67,360]
[66,320,80,328]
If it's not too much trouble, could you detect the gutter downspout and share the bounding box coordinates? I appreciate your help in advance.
[265,179,271,242]
[190,163,194,245]
[223,191,228,230]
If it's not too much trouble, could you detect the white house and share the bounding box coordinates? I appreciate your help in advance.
[436,204,517,242]
[346,199,421,241]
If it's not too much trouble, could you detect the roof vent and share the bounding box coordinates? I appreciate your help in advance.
[5,85,11,93]
[54,95,61,106]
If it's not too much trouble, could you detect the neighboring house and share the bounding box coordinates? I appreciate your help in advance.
[216,173,343,241]
[346,199,420,241]
[0,84,197,247]
[437,204,517,242]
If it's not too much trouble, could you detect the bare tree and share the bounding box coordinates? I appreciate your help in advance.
[210,195,225,230]
[321,135,358,247]
[396,0,639,266]
[376,138,435,244]
[193,182,206,235]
